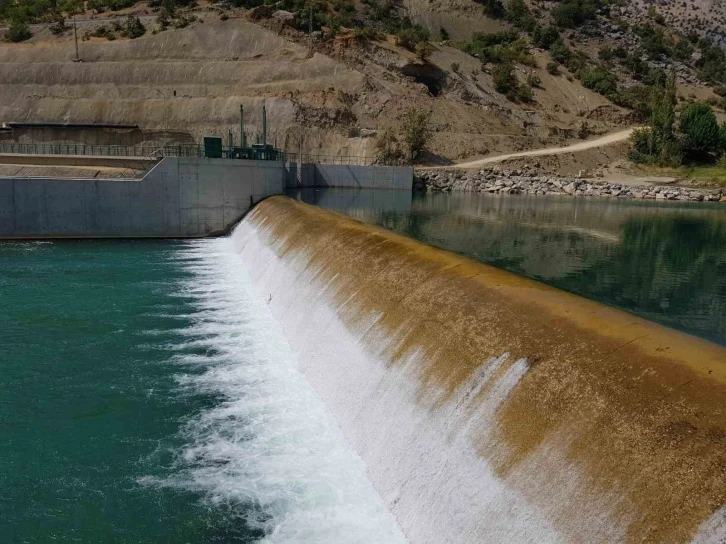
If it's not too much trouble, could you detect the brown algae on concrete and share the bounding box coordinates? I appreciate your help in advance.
[246,196,726,542]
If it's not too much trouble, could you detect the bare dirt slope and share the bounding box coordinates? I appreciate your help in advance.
[0,13,630,162]
[446,128,634,169]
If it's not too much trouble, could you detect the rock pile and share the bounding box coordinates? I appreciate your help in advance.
[415,169,725,202]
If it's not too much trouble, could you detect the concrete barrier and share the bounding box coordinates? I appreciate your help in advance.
[0,157,284,238]
[286,163,413,190]
[0,153,158,169]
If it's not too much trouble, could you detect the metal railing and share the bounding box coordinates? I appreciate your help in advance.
[0,142,380,165]
[0,143,206,158]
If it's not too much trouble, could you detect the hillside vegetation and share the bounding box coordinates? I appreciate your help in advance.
[0,0,724,167]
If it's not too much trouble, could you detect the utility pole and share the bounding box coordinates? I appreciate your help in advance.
[308,8,312,52]
[73,12,79,62]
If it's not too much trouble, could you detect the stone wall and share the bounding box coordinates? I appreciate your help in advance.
[416,169,725,202]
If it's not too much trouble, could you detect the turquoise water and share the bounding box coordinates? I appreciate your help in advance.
[0,240,260,542]
[0,238,402,543]
[289,188,726,345]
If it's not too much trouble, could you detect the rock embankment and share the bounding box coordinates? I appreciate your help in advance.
[415,169,725,202]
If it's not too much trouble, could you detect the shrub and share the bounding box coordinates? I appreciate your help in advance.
[598,46,613,61]
[526,73,542,88]
[415,41,434,61]
[578,68,618,97]
[123,15,146,39]
[476,0,505,18]
[492,62,516,94]
[506,0,536,32]
[578,121,589,139]
[396,26,429,51]
[679,102,722,160]
[439,26,449,41]
[613,46,627,59]
[552,0,599,28]
[546,61,559,75]
[220,12,229,20]
[375,130,404,165]
[354,26,382,42]
[6,18,32,42]
[549,40,570,64]
[91,25,108,37]
[400,106,432,161]
[49,17,67,35]
[451,62,460,73]
[532,25,559,50]
[673,40,694,61]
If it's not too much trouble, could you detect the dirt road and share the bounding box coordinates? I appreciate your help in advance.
[438,128,636,170]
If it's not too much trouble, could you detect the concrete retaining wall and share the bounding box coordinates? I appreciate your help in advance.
[0,157,284,238]
[286,163,413,190]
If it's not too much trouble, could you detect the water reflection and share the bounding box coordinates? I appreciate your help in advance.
[287,188,726,345]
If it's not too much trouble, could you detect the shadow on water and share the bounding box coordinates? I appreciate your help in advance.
[288,187,726,345]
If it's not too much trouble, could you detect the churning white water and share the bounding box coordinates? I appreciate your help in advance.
[149,238,405,544]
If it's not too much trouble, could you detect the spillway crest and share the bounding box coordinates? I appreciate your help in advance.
[232,196,726,544]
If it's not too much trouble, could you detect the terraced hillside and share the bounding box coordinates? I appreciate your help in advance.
[0,12,628,162]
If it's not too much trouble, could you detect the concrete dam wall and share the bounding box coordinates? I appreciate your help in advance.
[230,196,726,543]
[0,160,412,238]
[0,158,283,238]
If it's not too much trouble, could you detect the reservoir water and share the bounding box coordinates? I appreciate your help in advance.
[0,239,401,543]
[290,188,726,345]
[2,190,724,542]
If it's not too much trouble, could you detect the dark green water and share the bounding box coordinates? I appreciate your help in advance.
[289,188,726,345]
[0,241,258,543]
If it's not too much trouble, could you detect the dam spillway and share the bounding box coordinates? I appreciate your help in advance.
[228,195,726,543]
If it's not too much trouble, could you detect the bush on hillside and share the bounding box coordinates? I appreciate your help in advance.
[551,0,599,28]
[673,40,694,62]
[578,68,618,97]
[532,25,559,50]
[492,62,517,95]
[122,15,146,38]
[6,16,32,42]
[375,130,405,165]
[546,61,559,75]
[492,63,533,102]
[475,0,505,18]
[549,40,570,64]
[460,31,535,66]
[49,16,67,35]
[439,26,449,41]
[505,0,536,32]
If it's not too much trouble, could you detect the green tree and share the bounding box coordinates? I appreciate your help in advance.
[679,102,722,160]
[400,107,432,162]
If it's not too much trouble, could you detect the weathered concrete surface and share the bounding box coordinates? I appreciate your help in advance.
[286,163,413,189]
[236,196,726,544]
[0,153,157,169]
[0,157,283,238]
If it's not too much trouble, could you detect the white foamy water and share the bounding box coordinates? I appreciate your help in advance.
[147,238,405,544]
[231,219,628,544]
